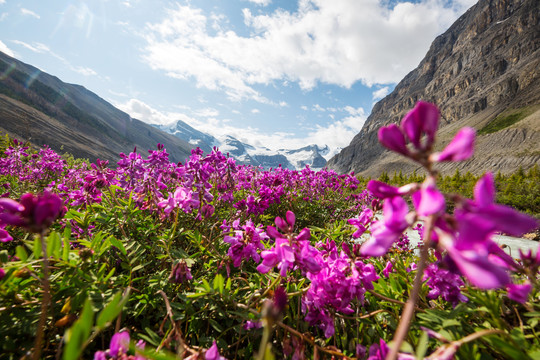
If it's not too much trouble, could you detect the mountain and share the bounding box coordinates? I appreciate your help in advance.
[156,119,330,170]
[327,0,540,176]
[0,51,193,164]
[155,121,218,154]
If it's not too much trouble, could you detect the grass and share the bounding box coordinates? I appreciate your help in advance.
[478,107,533,135]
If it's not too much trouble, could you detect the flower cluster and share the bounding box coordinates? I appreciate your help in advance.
[0,191,64,234]
[302,240,379,337]
[223,219,267,267]
[423,263,468,306]
[94,331,146,360]
[362,101,538,289]
[256,211,321,276]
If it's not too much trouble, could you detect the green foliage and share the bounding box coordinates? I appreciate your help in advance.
[478,108,533,135]
[0,131,539,359]
[382,166,540,218]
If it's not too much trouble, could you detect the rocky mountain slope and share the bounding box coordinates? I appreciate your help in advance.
[0,51,193,164]
[327,0,540,176]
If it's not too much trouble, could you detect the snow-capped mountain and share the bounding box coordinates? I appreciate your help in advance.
[155,120,329,170]
[155,121,218,154]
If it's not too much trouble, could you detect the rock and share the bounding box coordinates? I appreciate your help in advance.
[327,0,540,177]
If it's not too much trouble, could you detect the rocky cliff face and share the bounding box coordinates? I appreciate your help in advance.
[327,0,540,176]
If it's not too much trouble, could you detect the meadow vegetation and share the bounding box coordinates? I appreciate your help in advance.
[0,102,538,360]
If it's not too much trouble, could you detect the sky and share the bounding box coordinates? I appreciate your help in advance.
[0,0,477,157]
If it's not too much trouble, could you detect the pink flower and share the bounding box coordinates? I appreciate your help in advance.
[378,124,410,156]
[400,101,439,149]
[205,341,226,360]
[507,282,532,303]
[382,261,393,277]
[0,228,13,243]
[430,127,475,162]
[109,331,130,357]
[411,177,445,216]
[367,180,417,199]
[347,208,373,238]
[0,192,64,233]
[361,196,412,257]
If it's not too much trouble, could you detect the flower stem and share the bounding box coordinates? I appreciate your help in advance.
[386,215,434,360]
[33,232,51,360]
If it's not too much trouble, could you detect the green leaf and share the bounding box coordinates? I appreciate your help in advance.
[416,331,429,360]
[63,298,94,360]
[15,246,28,262]
[108,236,127,256]
[209,318,224,332]
[47,231,61,259]
[62,236,70,262]
[96,289,130,329]
[442,319,461,328]
[102,268,116,283]
[33,235,42,258]
[202,279,212,292]
[213,274,224,294]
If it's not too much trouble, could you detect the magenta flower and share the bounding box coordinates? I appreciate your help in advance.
[257,238,295,276]
[361,196,412,257]
[411,177,445,216]
[205,341,226,360]
[378,124,410,156]
[109,331,130,357]
[158,187,200,214]
[507,281,532,303]
[430,127,475,162]
[347,208,373,238]
[243,320,262,330]
[0,227,13,242]
[423,263,468,306]
[378,101,440,158]
[0,192,64,233]
[94,331,147,360]
[382,261,393,277]
[0,268,5,281]
[367,338,415,360]
[400,101,439,149]
[257,212,321,276]
[437,173,537,289]
[457,173,537,239]
[367,180,417,199]
[169,260,193,284]
[223,220,266,267]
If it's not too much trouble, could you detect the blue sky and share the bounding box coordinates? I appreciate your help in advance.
[0,0,476,157]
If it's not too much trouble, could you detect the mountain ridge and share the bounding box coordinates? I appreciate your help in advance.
[327,0,540,176]
[0,51,194,164]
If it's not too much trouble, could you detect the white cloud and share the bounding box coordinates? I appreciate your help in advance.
[0,40,14,57]
[0,0,6,4]
[193,108,220,117]
[247,0,272,6]
[313,104,326,112]
[142,1,473,101]
[116,98,366,156]
[372,86,390,101]
[300,105,308,111]
[73,66,97,76]
[115,98,192,125]
[12,40,51,54]
[21,8,40,19]
[251,108,260,114]
[11,40,99,78]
